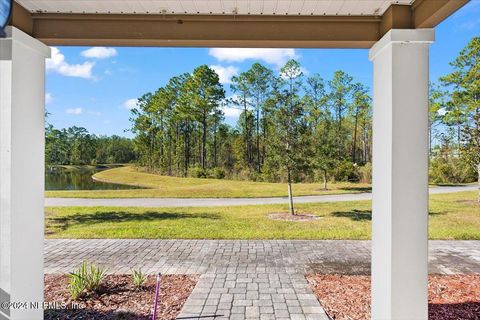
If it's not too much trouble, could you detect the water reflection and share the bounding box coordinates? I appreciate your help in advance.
[45,166,140,190]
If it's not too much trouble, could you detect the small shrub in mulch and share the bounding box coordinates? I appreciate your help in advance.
[44,274,198,320]
[268,212,320,222]
[306,274,480,320]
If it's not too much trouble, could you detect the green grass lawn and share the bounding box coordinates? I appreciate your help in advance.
[45,191,480,240]
[45,166,371,198]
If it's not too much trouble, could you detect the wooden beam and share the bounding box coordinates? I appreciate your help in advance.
[9,0,470,48]
[380,4,413,37]
[10,1,33,35]
[412,0,469,28]
[30,14,382,48]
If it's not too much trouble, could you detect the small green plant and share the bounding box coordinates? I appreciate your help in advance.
[68,260,107,300]
[69,272,88,300]
[68,261,88,300]
[85,263,107,292]
[131,268,147,290]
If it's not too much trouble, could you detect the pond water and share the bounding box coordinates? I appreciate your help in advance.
[45,166,140,190]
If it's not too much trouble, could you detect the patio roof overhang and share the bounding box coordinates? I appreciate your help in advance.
[10,0,468,48]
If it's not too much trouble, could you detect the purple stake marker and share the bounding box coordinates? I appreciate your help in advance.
[152,273,161,320]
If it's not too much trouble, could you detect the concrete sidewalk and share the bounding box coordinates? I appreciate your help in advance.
[44,184,478,208]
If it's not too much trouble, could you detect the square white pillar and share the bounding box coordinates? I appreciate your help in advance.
[1,27,50,320]
[369,29,434,320]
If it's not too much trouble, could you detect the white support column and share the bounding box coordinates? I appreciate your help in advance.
[369,29,434,320]
[0,27,50,320]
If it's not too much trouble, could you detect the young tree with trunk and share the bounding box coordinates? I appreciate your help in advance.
[313,119,337,190]
[270,60,310,215]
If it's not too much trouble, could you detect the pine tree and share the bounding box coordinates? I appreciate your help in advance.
[244,63,273,172]
[231,73,254,167]
[441,37,479,201]
[184,65,225,170]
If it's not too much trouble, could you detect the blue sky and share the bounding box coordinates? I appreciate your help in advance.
[45,0,480,138]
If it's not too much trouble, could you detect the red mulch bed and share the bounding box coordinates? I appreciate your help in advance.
[44,274,198,320]
[306,274,480,320]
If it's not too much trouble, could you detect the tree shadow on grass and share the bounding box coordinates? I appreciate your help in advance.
[332,209,372,221]
[46,210,220,234]
[332,209,446,221]
[339,186,372,193]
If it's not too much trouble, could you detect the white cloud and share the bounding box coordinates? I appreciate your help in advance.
[81,47,118,59]
[209,48,298,68]
[438,108,447,116]
[210,65,239,84]
[66,107,83,115]
[221,95,246,118]
[123,98,138,110]
[222,106,242,118]
[47,47,95,79]
[45,93,52,104]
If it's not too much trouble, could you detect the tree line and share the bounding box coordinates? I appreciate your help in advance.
[45,124,137,165]
[429,36,479,193]
[130,60,373,192]
[44,36,478,206]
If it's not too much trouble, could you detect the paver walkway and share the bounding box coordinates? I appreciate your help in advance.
[45,240,479,319]
[45,184,477,207]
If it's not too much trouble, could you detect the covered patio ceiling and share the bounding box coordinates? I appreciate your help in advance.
[18,0,416,15]
[11,0,468,48]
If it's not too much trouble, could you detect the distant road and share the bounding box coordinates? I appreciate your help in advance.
[45,185,477,207]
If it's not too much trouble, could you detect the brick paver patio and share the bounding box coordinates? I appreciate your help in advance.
[45,240,480,319]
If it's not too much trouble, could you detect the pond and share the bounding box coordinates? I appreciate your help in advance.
[45,166,140,190]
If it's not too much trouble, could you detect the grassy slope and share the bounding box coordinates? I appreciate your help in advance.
[45,166,371,198]
[45,191,480,240]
